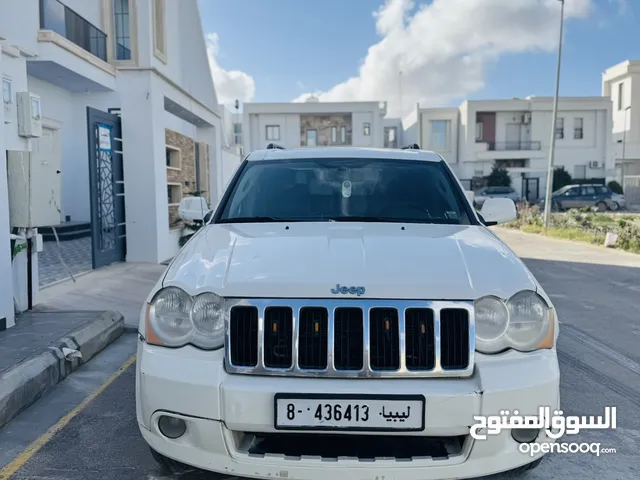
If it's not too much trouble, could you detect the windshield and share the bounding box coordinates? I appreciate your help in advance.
[217,158,473,225]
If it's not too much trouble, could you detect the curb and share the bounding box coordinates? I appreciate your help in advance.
[0,310,124,429]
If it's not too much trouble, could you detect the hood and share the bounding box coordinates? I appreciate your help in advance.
[162,222,538,301]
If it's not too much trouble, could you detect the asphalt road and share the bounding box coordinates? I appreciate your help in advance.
[1,230,639,480]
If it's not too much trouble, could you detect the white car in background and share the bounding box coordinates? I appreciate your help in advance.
[136,145,560,480]
[474,186,521,208]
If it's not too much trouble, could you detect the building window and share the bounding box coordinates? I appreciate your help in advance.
[340,126,346,144]
[430,120,449,150]
[2,77,12,105]
[475,122,483,142]
[233,123,242,144]
[153,0,166,62]
[363,123,371,136]
[266,125,280,141]
[167,183,181,205]
[113,0,131,60]
[618,82,624,111]
[166,146,181,169]
[574,118,584,140]
[555,117,564,140]
[306,130,317,147]
[331,126,337,143]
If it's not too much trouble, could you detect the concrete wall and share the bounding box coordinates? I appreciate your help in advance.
[1,54,30,152]
[419,108,460,164]
[243,102,385,152]
[0,52,16,330]
[27,76,120,222]
[0,0,40,54]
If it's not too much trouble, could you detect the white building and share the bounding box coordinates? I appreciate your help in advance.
[603,60,640,177]
[409,97,614,200]
[242,99,388,152]
[1,0,231,328]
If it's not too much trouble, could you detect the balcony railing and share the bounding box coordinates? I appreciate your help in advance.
[40,0,108,62]
[486,141,542,151]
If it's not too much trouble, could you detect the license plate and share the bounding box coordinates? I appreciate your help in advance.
[274,394,425,431]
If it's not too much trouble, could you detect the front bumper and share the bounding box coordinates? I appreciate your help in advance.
[136,340,560,480]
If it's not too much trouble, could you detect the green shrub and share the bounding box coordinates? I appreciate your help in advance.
[487,165,511,187]
[552,166,572,191]
[607,180,624,194]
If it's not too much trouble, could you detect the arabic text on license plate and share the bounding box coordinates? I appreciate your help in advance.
[274,395,425,431]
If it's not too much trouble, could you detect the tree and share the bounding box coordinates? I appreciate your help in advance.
[607,180,623,194]
[552,166,572,191]
[486,165,511,187]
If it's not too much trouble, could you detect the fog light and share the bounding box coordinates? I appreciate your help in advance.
[158,415,187,439]
[511,428,540,444]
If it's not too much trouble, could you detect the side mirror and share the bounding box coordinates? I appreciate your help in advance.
[178,196,212,223]
[480,198,517,226]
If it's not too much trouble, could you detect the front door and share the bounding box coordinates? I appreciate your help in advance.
[30,126,62,226]
[87,108,126,269]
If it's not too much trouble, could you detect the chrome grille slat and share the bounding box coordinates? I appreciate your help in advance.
[225,299,474,378]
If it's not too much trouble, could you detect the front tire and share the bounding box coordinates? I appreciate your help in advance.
[509,457,544,475]
[610,201,620,211]
[150,447,192,475]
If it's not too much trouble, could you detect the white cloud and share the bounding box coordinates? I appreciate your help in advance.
[206,33,255,105]
[293,0,592,118]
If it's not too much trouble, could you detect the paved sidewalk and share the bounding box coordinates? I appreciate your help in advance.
[35,262,167,329]
[0,310,124,428]
[492,226,640,268]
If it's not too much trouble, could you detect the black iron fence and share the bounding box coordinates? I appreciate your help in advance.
[486,141,542,151]
[40,0,108,62]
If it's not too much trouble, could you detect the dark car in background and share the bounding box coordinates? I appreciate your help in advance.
[539,184,626,212]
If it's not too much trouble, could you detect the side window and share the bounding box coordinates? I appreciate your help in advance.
[582,186,596,196]
[565,187,579,196]
[599,187,609,195]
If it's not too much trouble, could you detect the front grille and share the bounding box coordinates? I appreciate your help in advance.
[298,308,328,370]
[405,308,435,371]
[334,308,364,370]
[226,299,474,378]
[264,307,293,368]
[440,309,470,370]
[369,308,400,370]
[229,306,259,367]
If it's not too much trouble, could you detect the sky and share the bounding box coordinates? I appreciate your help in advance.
[199,0,639,118]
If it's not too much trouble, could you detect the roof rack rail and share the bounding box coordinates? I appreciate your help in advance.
[266,143,285,150]
[402,144,421,150]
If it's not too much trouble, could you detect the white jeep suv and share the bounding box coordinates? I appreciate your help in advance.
[136,146,560,479]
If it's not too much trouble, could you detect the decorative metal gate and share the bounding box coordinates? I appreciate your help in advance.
[522,177,540,203]
[87,107,126,269]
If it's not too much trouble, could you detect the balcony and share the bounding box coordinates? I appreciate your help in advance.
[475,140,545,161]
[487,141,541,151]
[40,0,107,61]
[29,0,115,92]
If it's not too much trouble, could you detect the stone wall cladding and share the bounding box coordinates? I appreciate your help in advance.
[165,129,196,229]
[300,114,352,146]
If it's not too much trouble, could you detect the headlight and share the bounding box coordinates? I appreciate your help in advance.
[146,287,225,350]
[474,290,553,354]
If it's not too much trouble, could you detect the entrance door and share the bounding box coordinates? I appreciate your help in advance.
[87,108,125,269]
[506,124,522,150]
[31,126,62,226]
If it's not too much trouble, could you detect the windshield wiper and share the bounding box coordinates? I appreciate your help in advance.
[218,216,302,224]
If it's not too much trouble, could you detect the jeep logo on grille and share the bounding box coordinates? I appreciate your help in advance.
[331,284,366,296]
